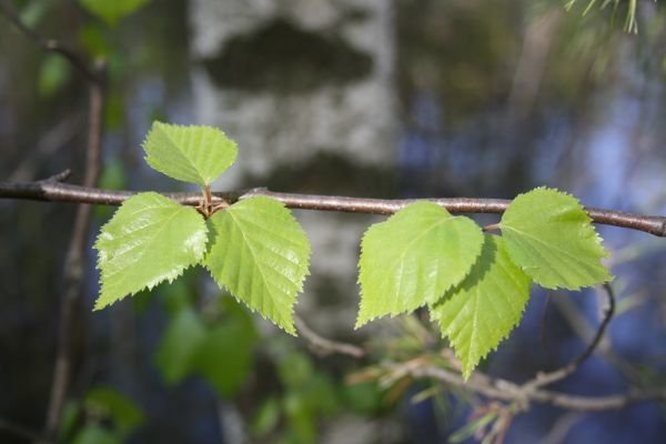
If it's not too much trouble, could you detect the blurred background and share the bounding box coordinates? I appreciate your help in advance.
[1,0,665,443]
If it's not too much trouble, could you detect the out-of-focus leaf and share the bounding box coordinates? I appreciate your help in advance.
[252,397,281,437]
[78,23,112,57]
[59,401,81,442]
[84,386,144,435]
[301,373,339,416]
[278,352,315,389]
[160,270,198,315]
[194,317,258,397]
[72,426,119,444]
[97,157,127,191]
[94,157,128,220]
[78,0,150,26]
[38,54,71,97]
[156,307,206,384]
[343,381,385,414]
[284,392,316,444]
[104,92,124,130]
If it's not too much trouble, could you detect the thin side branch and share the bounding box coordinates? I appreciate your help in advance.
[43,64,106,441]
[294,316,366,358]
[0,3,108,441]
[0,181,665,237]
[402,363,666,412]
[523,283,616,390]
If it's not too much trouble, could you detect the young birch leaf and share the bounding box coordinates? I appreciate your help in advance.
[94,192,207,310]
[204,197,311,334]
[431,235,530,380]
[499,187,611,290]
[143,121,238,186]
[356,201,484,328]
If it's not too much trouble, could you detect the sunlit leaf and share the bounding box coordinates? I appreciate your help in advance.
[500,187,611,290]
[357,201,484,327]
[94,192,207,309]
[205,197,311,334]
[143,121,238,186]
[431,235,530,379]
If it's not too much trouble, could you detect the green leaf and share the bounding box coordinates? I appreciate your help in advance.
[284,392,316,443]
[194,309,258,398]
[84,386,144,435]
[78,0,150,26]
[156,307,207,385]
[143,121,238,186]
[73,426,119,444]
[431,235,530,379]
[252,397,281,437]
[204,197,311,334]
[356,201,484,327]
[499,187,611,290]
[38,54,71,97]
[94,192,207,310]
[59,401,82,442]
[278,352,315,389]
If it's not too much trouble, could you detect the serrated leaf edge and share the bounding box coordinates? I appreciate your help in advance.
[430,235,531,380]
[93,193,208,310]
[204,197,311,335]
[499,186,611,290]
[142,122,238,186]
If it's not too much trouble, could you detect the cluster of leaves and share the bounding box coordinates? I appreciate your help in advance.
[95,122,311,336]
[357,188,611,378]
[95,122,612,379]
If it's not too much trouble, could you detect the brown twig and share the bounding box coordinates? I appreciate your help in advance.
[0,182,665,237]
[401,363,666,412]
[294,315,366,358]
[522,283,616,391]
[0,3,107,441]
[42,60,106,441]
